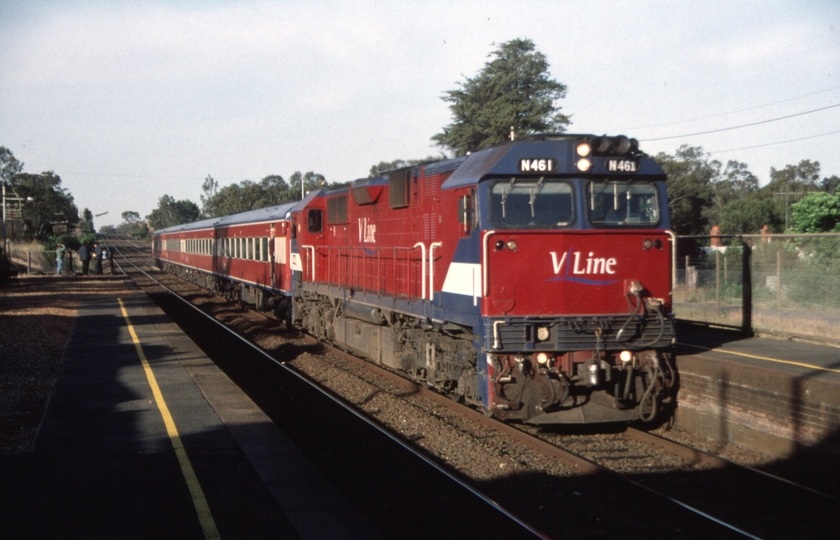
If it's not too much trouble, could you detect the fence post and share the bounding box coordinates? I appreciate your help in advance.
[715,250,721,310]
[724,256,728,284]
[741,238,752,335]
[776,248,782,321]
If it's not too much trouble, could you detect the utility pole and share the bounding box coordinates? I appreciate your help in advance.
[2,183,29,254]
[774,189,805,230]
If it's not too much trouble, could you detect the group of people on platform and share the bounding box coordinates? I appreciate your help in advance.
[55,241,110,276]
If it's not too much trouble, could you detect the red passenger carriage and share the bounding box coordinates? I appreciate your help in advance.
[153,203,297,316]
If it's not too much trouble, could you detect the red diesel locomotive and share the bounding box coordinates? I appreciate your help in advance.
[154,134,677,424]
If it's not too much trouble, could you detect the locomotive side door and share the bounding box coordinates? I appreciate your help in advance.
[300,203,326,283]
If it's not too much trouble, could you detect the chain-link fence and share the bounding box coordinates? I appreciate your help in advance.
[673,233,840,344]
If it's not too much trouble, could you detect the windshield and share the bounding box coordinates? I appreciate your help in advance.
[587,181,660,227]
[490,178,573,229]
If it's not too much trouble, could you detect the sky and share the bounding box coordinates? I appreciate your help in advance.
[1,0,838,228]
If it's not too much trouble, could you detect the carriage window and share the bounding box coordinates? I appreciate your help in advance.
[587,181,660,227]
[490,178,573,229]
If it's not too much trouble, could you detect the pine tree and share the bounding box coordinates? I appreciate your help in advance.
[432,38,570,155]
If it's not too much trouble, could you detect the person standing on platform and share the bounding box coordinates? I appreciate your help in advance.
[93,241,103,275]
[79,242,91,276]
[55,243,66,275]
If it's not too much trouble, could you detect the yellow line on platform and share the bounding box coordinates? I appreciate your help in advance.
[117,298,221,540]
[681,342,840,374]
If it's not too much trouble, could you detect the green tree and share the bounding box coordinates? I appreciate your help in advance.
[116,210,149,240]
[432,38,570,155]
[766,160,822,229]
[79,208,95,234]
[206,182,257,217]
[259,175,294,205]
[202,174,298,218]
[289,171,327,200]
[705,160,759,227]
[767,159,821,190]
[11,171,80,240]
[655,146,717,235]
[0,146,24,186]
[368,156,444,177]
[199,175,219,218]
[719,196,781,235]
[788,191,840,233]
[146,195,199,230]
[821,175,839,194]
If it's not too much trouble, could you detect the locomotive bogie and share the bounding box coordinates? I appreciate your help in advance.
[487,348,675,423]
[295,291,481,405]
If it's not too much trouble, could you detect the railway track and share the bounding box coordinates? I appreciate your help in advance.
[104,235,840,539]
[101,235,545,539]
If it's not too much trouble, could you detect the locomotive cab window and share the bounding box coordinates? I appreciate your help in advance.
[458,190,478,236]
[587,181,660,227]
[307,209,323,233]
[490,178,573,229]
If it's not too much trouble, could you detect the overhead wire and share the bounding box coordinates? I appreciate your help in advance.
[708,129,840,155]
[639,103,840,142]
[619,84,840,131]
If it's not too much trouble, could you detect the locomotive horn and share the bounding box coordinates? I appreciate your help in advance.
[611,135,632,155]
[592,136,611,153]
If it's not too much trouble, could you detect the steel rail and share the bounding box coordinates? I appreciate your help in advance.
[625,427,840,504]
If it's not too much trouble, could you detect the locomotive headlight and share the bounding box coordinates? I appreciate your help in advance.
[506,240,518,251]
[536,326,550,341]
[536,352,550,365]
[643,238,664,250]
[619,350,633,363]
[576,158,592,172]
[576,142,591,157]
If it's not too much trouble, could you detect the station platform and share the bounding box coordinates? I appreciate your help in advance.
[0,283,378,539]
[675,322,840,457]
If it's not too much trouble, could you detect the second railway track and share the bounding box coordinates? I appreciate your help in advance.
[105,235,840,539]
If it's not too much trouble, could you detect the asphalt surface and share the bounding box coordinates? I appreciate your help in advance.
[0,288,374,539]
